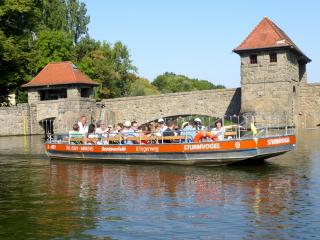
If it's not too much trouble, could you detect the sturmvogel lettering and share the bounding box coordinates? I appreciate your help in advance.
[267,137,290,145]
[184,143,221,151]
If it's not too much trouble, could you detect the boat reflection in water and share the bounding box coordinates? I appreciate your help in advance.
[46,159,300,237]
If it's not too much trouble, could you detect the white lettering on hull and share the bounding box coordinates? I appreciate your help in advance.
[101,146,127,152]
[136,146,159,152]
[184,143,221,151]
[267,137,290,145]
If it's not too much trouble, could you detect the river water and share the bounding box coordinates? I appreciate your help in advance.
[0,130,319,239]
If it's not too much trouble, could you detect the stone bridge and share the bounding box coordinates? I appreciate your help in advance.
[100,88,241,125]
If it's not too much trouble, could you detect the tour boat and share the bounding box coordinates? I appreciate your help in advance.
[45,129,296,166]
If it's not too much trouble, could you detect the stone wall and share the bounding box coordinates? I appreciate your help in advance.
[35,98,97,134]
[239,50,301,126]
[0,104,30,136]
[298,83,320,128]
[100,88,241,125]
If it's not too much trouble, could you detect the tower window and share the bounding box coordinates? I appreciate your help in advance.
[250,55,257,64]
[270,52,277,63]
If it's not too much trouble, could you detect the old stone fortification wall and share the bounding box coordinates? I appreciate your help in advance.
[0,98,97,136]
[0,104,30,136]
[298,83,320,128]
[100,88,241,125]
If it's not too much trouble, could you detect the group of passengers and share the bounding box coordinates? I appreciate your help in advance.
[69,115,225,145]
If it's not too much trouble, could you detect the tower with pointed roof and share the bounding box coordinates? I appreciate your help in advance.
[234,17,311,125]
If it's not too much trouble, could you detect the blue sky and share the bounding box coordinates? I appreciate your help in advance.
[83,0,319,87]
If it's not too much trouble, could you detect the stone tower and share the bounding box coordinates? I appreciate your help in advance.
[233,17,311,126]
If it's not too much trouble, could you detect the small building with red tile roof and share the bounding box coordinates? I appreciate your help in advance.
[22,61,98,104]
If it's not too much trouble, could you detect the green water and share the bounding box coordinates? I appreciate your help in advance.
[0,130,319,239]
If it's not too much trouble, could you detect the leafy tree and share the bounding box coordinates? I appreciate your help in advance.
[76,40,137,99]
[41,0,68,31]
[0,0,40,104]
[29,30,73,74]
[66,0,90,44]
[128,76,159,96]
[41,0,89,44]
[152,72,225,93]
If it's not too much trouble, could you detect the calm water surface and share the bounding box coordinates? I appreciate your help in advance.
[0,130,319,239]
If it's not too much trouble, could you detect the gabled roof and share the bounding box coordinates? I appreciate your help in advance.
[22,61,98,88]
[233,17,311,63]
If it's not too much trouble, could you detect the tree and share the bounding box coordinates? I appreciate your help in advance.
[128,76,159,96]
[66,0,90,44]
[41,0,89,44]
[76,40,137,99]
[29,30,73,74]
[0,0,40,104]
[152,72,225,93]
[41,0,68,31]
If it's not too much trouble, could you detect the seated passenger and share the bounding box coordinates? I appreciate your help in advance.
[95,120,106,134]
[139,125,150,144]
[180,121,195,142]
[69,123,83,144]
[157,118,167,134]
[211,119,225,141]
[121,120,136,144]
[86,124,97,144]
[194,118,202,131]
[162,120,177,143]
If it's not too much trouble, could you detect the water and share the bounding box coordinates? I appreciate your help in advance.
[0,130,319,239]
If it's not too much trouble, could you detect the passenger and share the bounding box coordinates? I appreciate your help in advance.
[211,119,225,141]
[95,120,106,134]
[180,121,195,142]
[194,118,202,131]
[131,121,139,132]
[69,123,83,144]
[121,120,136,144]
[116,123,123,133]
[162,120,177,143]
[158,118,167,133]
[139,125,149,144]
[78,115,88,134]
[86,123,97,144]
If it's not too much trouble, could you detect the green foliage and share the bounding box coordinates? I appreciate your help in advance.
[152,72,225,93]
[30,30,73,74]
[41,0,89,44]
[0,0,40,103]
[128,76,159,96]
[0,0,225,104]
[76,40,137,99]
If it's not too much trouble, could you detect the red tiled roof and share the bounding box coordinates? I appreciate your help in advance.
[22,61,98,88]
[234,17,311,62]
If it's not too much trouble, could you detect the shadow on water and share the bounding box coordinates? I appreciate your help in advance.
[0,130,319,239]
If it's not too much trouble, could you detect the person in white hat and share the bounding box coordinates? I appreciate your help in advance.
[121,120,136,144]
[194,118,202,131]
[157,118,167,134]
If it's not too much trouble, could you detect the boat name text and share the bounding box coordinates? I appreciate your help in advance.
[184,143,221,151]
[267,137,290,145]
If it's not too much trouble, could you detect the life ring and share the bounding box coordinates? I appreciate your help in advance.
[193,131,219,142]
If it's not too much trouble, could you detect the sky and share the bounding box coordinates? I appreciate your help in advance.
[83,0,320,88]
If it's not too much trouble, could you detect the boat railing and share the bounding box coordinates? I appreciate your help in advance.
[46,125,295,145]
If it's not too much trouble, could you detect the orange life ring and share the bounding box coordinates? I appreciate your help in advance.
[193,131,219,142]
